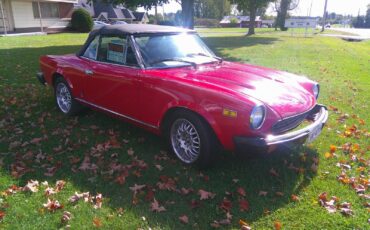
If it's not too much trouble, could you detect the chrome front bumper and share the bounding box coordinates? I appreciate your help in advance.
[234,104,329,148]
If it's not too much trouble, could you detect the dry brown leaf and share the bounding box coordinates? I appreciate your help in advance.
[179,215,189,224]
[198,189,216,200]
[22,180,39,193]
[93,217,102,227]
[43,198,63,212]
[61,211,72,223]
[258,191,268,196]
[151,198,166,212]
[239,199,249,212]
[237,187,246,197]
[274,220,282,230]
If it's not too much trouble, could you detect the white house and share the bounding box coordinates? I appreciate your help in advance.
[0,0,77,34]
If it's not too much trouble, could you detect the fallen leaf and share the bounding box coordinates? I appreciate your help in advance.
[270,168,279,177]
[237,187,246,197]
[239,199,249,212]
[43,198,63,212]
[55,180,66,192]
[180,187,193,195]
[179,215,189,224]
[239,219,251,230]
[69,192,90,203]
[151,198,166,212]
[129,184,146,194]
[127,148,134,156]
[93,217,102,227]
[291,194,300,202]
[219,198,232,212]
[198,189,216,200]
[274,220,282,230]
[275,192,284,197]
[0,211,5,220]
[258,191,268,196]
[22,180,39,193]
[329,145,337,153]
[61,211,72,223]
[94,193,103,209]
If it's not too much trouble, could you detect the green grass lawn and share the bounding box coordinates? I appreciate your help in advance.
[0,28,369,229]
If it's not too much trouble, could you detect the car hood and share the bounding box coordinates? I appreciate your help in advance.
[152,62,316,118]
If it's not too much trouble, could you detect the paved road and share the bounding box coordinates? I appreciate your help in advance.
[328,28,370,39]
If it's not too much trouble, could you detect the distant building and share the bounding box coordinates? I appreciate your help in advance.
[75,0,147,24]
[220,15,262,28]
[0,0,76,34]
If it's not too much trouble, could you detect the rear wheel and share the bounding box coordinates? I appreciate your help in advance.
[166,110,218,168]
[54,77,82,116]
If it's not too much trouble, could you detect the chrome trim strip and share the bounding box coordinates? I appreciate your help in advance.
[265,105,328,145]
[75,98,158,130]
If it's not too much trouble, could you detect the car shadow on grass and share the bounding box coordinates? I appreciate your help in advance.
[0,44,318,229]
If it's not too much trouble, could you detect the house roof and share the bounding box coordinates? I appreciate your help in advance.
[76,0,136,19]
[133,12,146,21]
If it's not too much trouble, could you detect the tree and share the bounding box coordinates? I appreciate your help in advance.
[366,4,370,28]
[194,0,231,19]
[274,0,299,31]
[106,0,195,28]
[233,0,272,36]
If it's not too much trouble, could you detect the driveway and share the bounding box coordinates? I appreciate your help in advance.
[327,28,370,40]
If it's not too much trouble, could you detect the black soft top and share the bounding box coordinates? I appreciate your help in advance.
[77,24,195,56]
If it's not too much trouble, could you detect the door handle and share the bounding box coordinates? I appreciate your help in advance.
[85,69,94,75]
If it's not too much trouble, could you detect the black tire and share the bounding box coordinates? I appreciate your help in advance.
[165,110,218,168]
[54,77,83,116]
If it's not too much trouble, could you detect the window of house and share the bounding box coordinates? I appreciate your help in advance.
[32,2,60,19]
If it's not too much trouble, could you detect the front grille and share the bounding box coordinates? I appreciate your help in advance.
[271,108,313,134]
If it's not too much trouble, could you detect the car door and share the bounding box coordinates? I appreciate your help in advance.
[81,34,141,118]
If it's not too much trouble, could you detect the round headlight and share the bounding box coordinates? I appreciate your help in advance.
[313,84,320,99]
[250,105,265,129]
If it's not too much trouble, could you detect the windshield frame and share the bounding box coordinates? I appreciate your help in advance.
[131,32,219,69]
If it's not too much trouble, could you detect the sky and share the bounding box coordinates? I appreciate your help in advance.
[139,0,370,17]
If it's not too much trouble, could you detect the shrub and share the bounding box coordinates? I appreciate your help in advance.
[71,9,93,32]
[158,20,176,26]
[194,18,220,28]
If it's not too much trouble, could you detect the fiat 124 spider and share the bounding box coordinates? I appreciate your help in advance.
[37,24,328,167]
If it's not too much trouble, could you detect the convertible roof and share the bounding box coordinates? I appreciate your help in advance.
[78,24,195,56]
[92,24,194,35]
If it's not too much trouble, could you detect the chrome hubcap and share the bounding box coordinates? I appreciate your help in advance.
[170,119,201,163]
[56,82,72,113]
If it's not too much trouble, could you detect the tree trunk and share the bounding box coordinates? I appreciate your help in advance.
[181,0,194,29]
[247,6,256,36]
[154,5,158,24]
[278,0,289,30]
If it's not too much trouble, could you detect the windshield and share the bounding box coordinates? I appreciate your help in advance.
[134,33,219,68]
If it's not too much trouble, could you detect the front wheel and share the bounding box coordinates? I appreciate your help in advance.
[166,111,218,168]
[54,77,82,116]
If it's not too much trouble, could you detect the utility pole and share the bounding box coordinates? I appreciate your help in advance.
[37,1,44,32]
[321,0,328,32]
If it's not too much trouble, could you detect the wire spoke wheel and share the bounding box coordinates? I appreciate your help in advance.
[170,118,201,163]
[56,82,72,113]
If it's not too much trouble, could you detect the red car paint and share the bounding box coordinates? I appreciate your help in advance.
[39,53,319,150]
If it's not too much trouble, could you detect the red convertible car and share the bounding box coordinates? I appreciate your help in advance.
[37,24,328,167]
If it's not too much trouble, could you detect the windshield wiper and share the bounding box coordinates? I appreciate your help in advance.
[187,53,223,63]
[149,58,197,68]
